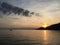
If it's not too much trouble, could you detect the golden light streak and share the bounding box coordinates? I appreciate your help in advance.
[44,30,47,40]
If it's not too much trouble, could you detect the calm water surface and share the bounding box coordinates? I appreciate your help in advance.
[0,30,60,45]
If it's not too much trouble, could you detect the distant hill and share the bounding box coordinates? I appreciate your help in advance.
[46,23,60,30]
[36,27,46,30]
[36,23,60,30]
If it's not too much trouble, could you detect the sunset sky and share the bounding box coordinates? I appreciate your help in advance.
[0,0,60,28]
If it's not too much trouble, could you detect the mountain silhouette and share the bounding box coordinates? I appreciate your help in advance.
[36,23,60,30]
[46,23,60,30]
[36,27,46,30]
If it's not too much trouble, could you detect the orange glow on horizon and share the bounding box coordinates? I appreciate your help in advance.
[42,23,48,28]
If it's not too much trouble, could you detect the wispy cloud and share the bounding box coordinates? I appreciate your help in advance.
[0,0,60,28]
[0,2,41,17]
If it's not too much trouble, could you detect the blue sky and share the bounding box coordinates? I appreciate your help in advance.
[0,0,60,28]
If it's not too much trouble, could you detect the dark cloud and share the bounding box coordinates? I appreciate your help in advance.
[0,2,30,16]
[12,7,24,15]
[0,2,12,14]
[30,12,34,14]
[0,2,41,17]
[23,10,29,16]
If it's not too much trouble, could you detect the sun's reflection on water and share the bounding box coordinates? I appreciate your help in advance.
[43,30,48,45]
[44,30,47,41]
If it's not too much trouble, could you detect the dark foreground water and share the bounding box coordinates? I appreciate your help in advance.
[0,30,60,45]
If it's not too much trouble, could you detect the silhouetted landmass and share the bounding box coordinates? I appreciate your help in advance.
[36,27,46,30]
[46,23,60,30]
[36,23,60,30]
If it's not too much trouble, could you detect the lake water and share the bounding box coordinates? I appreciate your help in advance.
[0,30,60,45]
